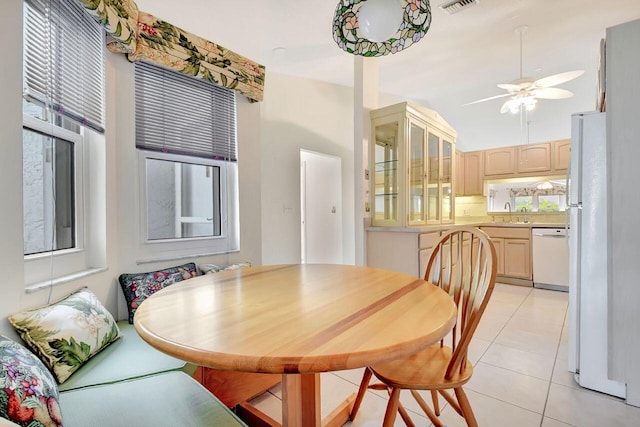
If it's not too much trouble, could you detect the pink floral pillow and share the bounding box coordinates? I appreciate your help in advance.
[0,336,62,426]
[119,262,198,323]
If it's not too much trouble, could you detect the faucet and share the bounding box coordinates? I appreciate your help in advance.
[521,207,529,223]
[504,202,512,223]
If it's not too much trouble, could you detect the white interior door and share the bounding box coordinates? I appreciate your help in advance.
[301,150,342,264]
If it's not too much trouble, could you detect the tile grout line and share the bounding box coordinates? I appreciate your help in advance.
[467,287,572,422]
[480,285,533,355]
[538,297,570,427]
[460,286,549,417]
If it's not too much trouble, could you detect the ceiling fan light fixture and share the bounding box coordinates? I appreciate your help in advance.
[524,96,537,111]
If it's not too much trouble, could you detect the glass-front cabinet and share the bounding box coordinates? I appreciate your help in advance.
[371,102,457,227]
[372,115,402,226]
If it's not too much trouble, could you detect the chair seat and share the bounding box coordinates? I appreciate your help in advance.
[370,344,473,390]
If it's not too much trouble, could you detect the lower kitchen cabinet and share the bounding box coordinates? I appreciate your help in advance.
[367,226,532,284]
[367,229,441,278]
[504,238,531,279]
[419,231,442,278]
[481,227,532,283]
[490,237,505,276]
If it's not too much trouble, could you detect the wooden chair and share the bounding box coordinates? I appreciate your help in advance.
[349,227,497,427]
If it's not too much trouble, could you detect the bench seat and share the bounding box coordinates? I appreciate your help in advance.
[59,371,246,427]
[59,321,196,392]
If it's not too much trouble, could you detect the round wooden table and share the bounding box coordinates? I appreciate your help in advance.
[134,264,457,427]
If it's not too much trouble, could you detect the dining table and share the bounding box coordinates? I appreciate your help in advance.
[133,264,457,427]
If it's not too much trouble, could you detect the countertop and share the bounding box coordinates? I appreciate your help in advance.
[366,221,566,233]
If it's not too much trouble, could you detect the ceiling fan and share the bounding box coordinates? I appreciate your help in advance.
[465,26,584,114]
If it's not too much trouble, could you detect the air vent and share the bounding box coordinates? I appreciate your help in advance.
[439,0,479,15]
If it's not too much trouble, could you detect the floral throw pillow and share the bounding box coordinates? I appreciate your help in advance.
[8,288,121,384]
[0,336,63,426]
[118,262,198,324]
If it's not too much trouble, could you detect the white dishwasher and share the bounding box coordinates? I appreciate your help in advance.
[532,227,570,292]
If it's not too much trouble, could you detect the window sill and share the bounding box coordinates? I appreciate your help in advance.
[136,249,239,265]
[25,267,108,294]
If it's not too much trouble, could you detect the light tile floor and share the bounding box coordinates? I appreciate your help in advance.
[248,284,640,426]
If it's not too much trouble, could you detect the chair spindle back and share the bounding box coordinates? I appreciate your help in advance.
[424,227,497,379]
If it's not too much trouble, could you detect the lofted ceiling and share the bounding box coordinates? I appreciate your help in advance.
[134,0,640,151]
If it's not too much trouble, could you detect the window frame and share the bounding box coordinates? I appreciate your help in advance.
[137,150,240,261]
[22,114,91,285]
[22,0,107,288]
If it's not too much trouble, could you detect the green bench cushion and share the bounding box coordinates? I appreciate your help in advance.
[59,321,195,392]
[59,371,246,427]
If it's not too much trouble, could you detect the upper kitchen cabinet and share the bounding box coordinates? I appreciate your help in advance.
[463,151,484,196]
[370,102,457,227]
[517,142,552,174]
[484,147,516,176]
[552,139,571,172]
[483,141,568,179]
[455,151,465,196]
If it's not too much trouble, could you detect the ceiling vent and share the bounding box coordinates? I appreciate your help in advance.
[439,0,480,15]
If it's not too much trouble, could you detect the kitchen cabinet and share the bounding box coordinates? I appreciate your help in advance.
[366,229,441,278]
[481,226,532,282]
[463,151,484,195]
[455,150,465,196]
[552,139,571,171]
[504,239,531,278]
[419,231,442,278]
[484,147,516,176]
[370,102,457,227]
[491,237,505,276]
[517,143,551,174]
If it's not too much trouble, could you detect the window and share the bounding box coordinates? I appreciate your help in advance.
[22,0,105,286]
[538,194,561,212]
[23,126,76,255]
[487,179,567,213]
[135,62,239,258]
[514,196,533,212]
[143,154,226,240]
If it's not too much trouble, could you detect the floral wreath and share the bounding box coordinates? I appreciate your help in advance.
[332,0,432,57]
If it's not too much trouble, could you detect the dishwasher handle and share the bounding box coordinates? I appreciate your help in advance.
[533,233,566,238]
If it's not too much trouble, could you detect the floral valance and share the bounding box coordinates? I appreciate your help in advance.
[510,187,566,197]
[128,12,265,102]
[76,0,138,53]
[75,1,265,102]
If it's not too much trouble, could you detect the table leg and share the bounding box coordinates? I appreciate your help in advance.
[281,373,356,427]
[282,373,321,427]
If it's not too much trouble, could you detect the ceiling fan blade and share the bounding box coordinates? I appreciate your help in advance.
[534,87,574,99]
[498,77,535,92]
[463,93,512,106]
[497,83,521,91]
[534,70,584,88]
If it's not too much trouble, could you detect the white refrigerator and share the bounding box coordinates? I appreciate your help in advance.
[567,111,626,398]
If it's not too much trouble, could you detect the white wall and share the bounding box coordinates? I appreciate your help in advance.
[0,0,27,340]
[607,18,640,406]
[0,1,263,334]
[260,73,355,265]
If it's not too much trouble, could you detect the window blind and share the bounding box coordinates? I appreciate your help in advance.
[23,0,105,133]
[134,62,238,162]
